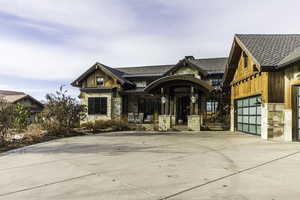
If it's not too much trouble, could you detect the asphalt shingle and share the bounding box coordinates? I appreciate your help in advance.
[236,34,300,68]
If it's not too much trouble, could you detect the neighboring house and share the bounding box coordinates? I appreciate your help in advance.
[223,34,300,141]
[0,90,44,121]
[72,56,227,131]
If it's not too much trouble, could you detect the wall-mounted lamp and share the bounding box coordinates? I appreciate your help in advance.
[191,95,197,104]
[161,96,167,104]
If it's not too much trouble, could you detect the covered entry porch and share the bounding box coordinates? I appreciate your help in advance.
[144,75,214,131]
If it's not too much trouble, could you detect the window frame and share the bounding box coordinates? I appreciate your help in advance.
[96,76,104,86]
[88,97,108,115]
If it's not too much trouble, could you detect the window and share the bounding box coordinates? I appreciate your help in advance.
[138,98,161,115]
[206,101,218,112]
[96,77,104,86]
[211,79,222,86]
[88,97,107,115]
[243,52,248,68]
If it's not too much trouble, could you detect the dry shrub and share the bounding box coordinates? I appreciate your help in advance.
[81,119,132,133]
[41,120,69,136]
[81,122,95,132]
[23,124,45,143]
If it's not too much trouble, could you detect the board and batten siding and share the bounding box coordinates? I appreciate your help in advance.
[82,69,121,88]
[230,52,268,104]
[268,71,285,103]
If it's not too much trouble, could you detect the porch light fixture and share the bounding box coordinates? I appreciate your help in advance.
[161,96,167,104]
[191,95,197,104]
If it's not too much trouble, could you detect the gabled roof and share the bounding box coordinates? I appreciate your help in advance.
[235,34,300,68]
[190,57,227,73]
[0,90,25,95]
[278,46,300,68]
[72,57,227,88]
[0,90,44,108]
[71,63,135,87]
[223,34,300,87]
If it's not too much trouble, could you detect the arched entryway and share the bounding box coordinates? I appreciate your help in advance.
[144,74,214,131]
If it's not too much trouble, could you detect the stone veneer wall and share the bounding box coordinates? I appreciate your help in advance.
[230,107,235,132]
[80,92,112,123]
[283,109,293,141]
[111,97,122,120]
[261,103,284,140]
[158,115,172,131]
[267,103,284,139]
[188,115,202,131]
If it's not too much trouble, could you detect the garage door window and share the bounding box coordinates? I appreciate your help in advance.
[236,96,261,135]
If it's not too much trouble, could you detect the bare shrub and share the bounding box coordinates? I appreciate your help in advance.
[42,86,87,135]
[81,119,132,133]
[23,124,44,143]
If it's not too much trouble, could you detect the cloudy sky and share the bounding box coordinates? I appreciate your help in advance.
[0,0,299,100]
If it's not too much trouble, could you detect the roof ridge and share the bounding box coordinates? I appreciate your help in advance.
[116,64,174,69]
[194,57,228,60]
[236,33,300,36]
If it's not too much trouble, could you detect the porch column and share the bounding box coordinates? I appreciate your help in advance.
[188,86,201,131]
[159,87,172,131]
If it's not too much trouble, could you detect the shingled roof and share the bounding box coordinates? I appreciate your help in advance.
[190,57,227,73]
[72,57,227,88]
[116,57,227,76]
[116,65,174,75]
[236,34,300,68]
[0,90,25,96]
[0,90,44,107]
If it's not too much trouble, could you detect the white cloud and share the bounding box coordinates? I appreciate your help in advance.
[0,0,300,84]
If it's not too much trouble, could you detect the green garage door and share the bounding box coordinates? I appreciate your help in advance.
[236,96,261,135]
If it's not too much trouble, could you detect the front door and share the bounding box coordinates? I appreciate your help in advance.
[176,96,190,124]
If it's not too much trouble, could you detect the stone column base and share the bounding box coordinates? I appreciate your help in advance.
[230,106,235,132]
[188,115,202,131]
[159,115,172,131]
[284,109,293,142]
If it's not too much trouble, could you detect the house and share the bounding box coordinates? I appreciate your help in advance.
[72,56,228,131]
[0,90,44,121]
[223,34,300,141]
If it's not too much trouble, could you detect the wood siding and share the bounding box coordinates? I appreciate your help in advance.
[231,52,268,104]
[268,72,284,103]
[82,69,121,88]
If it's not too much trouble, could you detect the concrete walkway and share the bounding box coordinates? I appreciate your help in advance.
[1,131,300,200]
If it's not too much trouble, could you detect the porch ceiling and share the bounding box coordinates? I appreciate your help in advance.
[144,74,214,94]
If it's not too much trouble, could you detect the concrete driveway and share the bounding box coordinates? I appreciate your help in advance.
[1,131,300,200]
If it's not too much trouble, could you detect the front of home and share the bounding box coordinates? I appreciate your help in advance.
[72,56,228,131]
[72,34,300,141]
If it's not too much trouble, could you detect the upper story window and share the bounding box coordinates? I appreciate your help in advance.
[96,77,104,86]
[243,52,248,68]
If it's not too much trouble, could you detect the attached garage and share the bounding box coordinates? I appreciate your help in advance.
[236,96,262,135]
